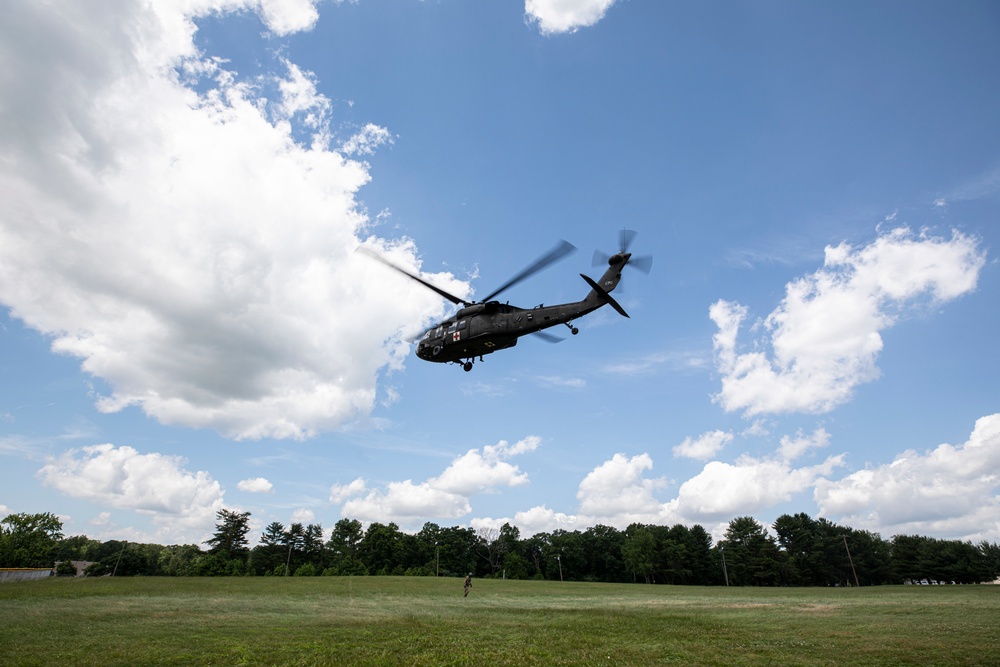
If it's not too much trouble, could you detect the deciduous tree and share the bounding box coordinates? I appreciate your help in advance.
[0,512,64,567]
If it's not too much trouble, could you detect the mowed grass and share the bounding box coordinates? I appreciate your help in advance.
[1,577,998,666]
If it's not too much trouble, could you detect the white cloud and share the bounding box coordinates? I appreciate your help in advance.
[433,436,540,495]
[778,428,830,461]
[673,430,734,460]
[603,350,710,377]
[937,165,1000,205]
[273,59,332,141]
[536,376,587,389]
[512,506,581,535]
[500,442,844,536]
[0,0,467,440]
[815,413,1000,542]
[237,477,274,494]
[711,228,985,416]
[290,508,315,524]
[329,477,367,504]
[253,0,323,35]
[344,481,471,522]
[576,453,666,519]
[341,123,394,156]
[671,453,845,521]
[36,443,225,542]
[336,436,540,524]
[480,420,998,543]
[525,0,618,34]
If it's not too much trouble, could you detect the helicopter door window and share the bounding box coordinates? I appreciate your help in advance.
[458,320,467,330]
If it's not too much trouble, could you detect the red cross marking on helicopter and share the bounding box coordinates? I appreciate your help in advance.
[453,332,460,342]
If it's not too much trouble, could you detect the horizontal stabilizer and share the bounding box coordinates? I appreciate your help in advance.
[580,274,630,318]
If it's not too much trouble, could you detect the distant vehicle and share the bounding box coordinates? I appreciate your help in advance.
[360,230,651,371]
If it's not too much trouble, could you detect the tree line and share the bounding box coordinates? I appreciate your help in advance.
[2,509,998,585]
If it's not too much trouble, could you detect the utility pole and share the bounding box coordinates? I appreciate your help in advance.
[435,543,440,577]
[556,554,563,582]
[844,535,861,587]
[112,541,127,577]
[720,545,729,587]
[286,541,293,577]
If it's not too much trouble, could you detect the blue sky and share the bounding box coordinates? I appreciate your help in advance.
[2,0,998,547]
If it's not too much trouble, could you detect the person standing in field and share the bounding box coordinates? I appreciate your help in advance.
[463,572,472,597]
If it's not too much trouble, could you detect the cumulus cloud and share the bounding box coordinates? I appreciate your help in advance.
[0,0,465,440]
[237,477,274,494]
[494,437,845,536]
[673,430,734,460]
[36,443,225,542]
[670,453,845,522]
[525,0,618,34]
[334,436,540,524]
[253,0,323,35]
[329,477,367,504]
[778,428,830,461]
[576,453,666,519]
[815,413,1000,542]
[475,505,581,536]
[476,421,997,543]
[290,508,315,524]
[344,480,472,522]
[711,228,985,417]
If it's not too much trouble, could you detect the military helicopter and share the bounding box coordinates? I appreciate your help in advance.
[359,230,651,371]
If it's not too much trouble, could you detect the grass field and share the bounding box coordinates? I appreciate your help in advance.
[1,577,998,666]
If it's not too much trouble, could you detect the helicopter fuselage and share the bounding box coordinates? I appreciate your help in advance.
[416,253,630,366]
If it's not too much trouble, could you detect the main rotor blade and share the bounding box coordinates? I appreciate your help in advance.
[479,240,577,303]
[532,330,564,343]
[357,246,471,307]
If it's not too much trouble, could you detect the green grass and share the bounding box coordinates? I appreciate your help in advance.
[1,577,998,666]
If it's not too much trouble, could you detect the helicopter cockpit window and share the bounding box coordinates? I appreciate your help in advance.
[446,323,457,334]
[434,326,444,339]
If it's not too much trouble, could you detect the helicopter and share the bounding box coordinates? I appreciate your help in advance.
[359,230,651,371]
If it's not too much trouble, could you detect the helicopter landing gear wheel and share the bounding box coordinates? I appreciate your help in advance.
[571,327,579,335]
[463,361,473,372]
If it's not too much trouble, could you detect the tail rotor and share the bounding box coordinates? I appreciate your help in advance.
[592,229,653,274]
